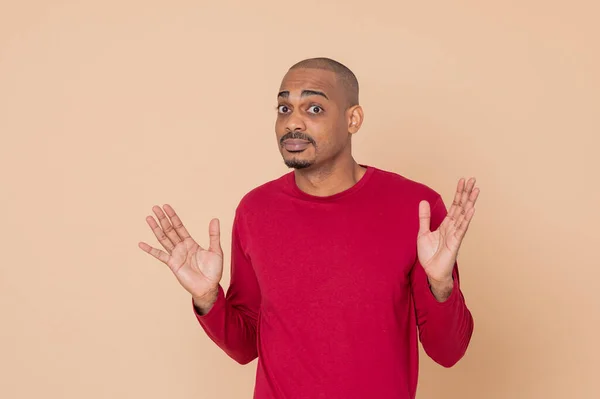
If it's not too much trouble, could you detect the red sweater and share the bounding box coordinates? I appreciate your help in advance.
[194,165,473,399]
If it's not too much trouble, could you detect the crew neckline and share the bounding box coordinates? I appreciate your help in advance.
[286,164,376,202]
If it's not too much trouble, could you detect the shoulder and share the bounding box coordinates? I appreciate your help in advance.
[234,172,290,216]
[371,166,442,204]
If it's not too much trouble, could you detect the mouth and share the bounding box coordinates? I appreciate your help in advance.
[282,139,311,152]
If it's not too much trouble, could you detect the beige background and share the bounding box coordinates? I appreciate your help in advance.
[1,1,598,398]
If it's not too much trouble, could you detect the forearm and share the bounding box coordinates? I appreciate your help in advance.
[193,208,261,365]
[418,277,474,367]
[194,285,259,365]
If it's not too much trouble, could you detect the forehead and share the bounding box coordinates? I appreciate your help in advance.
[278,68,339,97]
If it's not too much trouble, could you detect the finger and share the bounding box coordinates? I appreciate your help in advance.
[454,206,467,229]
[208,218,223,255]
[465,186,480,210]
[138,241,170,264]
[418,200,431,235]
[153,205,182,247]
[146,215,175,253]
[163,204,192,240]
[447,178,465,222]
[451,177,476,222]
[455,207,476,241]
[462,177,476,208]
[454,186,478,227]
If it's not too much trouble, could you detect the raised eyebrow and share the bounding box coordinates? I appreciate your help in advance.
[277,90,329,100]
[301,89,328,100]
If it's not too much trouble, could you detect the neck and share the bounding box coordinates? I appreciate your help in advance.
[293,156,367,197]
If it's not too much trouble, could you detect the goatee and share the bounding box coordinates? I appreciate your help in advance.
[284,159,312,169]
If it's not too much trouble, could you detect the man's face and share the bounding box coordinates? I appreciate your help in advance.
[275,68,350,170]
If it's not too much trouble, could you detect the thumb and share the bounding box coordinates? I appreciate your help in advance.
[208,218,222,255]
[418,200,431,236]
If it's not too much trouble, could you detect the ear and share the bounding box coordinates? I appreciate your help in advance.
[347,105,364,134]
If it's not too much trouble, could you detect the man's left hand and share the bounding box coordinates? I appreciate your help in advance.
[417,177,480,292]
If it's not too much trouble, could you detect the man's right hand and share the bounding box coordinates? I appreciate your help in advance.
[138,204,223,315]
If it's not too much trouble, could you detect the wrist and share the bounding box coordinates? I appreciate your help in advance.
[192,286,219,315]
[428,275,454,302]
[428,274,453,287]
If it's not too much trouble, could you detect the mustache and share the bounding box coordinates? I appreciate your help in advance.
[280,131,316,145]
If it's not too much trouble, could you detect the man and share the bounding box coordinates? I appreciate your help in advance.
[138,57,479,399]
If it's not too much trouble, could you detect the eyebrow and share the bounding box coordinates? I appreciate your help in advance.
[277,89,329,100]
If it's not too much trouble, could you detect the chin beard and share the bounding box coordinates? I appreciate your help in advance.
[284,158,313,169]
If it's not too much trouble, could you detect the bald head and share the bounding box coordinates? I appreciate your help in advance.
[288,57,359,108]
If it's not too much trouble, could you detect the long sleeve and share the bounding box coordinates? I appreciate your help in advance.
[192,208,261,365]
[409,195,474,368]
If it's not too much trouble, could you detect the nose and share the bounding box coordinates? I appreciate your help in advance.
[285,111,306,132]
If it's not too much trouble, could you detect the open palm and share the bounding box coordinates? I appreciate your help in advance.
[417,178,479,283]
[138,204,223,299]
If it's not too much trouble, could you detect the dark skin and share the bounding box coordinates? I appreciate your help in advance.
[275,67,366,197]
[139,66,480,312]
[137,68,371,315]
[274,67,480,300]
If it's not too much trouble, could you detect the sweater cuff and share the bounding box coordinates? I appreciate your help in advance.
[192,284,226,320]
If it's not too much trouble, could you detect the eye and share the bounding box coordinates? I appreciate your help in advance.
[277,105,290,114]
[307,105,323,114]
